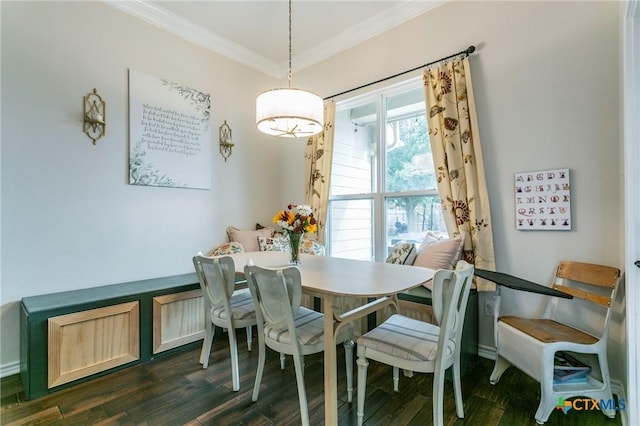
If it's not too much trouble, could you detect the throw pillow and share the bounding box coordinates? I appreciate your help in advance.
[413,236,464,270]
[210,241,244,256]
[226,226,274,252]
[257,235,291,252]
[299,239,326,256]
[418,231,442,251]
[385,242,417,265]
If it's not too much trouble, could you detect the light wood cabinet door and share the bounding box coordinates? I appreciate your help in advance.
[48,302,140,388]
[153,289,205,354]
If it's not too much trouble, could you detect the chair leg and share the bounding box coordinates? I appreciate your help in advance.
[433,366,446,426]
[246,326,252,351]
[393,366,400,392]
[535,353,558,425]
[343,340,354,403]
[597,355,616,418]
[452,358,464,419]
[227,328,241,391]
[534,393,556,425]
[280,352,286,370]
[292,353,310,426]
[489,355,512,385]
[251,338,266,402]
[356,356,369,426]
[200,321,214,368]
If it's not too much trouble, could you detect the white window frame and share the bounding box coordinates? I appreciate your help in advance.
[327,77,441,261]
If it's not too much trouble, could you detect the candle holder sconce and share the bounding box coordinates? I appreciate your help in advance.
[83,88,106,145]
[219,120,234,162]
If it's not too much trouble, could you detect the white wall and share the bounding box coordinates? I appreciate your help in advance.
[0,0,627,392]
[298,0,625,382]
[0,1,301,371]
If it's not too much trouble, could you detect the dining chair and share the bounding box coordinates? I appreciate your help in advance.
[192,254,257,391]
[244,262,354,426]
[355,260,475,426]
[489,261,621,424]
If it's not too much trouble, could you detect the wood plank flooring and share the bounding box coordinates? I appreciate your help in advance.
[1,328,623,425]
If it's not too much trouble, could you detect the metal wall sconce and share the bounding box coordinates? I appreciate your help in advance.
[219,120,234,162]
[83,88,106,145]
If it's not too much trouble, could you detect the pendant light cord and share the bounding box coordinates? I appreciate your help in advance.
[288,0,292,88]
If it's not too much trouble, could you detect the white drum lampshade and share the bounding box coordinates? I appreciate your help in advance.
[256,87,324,138]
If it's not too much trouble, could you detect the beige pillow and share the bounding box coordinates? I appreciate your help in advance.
[418,231,442,251]
[413,236,464,271]
[226,226,274,252]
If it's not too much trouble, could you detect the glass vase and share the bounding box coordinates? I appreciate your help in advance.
[289,232,302,265]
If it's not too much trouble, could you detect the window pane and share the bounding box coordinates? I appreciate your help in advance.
[385,195,447,256]
[329,199,373,261]
[331,102,377,196]
[385,88,435,192]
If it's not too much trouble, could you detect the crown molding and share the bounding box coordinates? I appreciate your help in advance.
[105,0,446,79]
[294,0,448,73]
[104,0,282,78]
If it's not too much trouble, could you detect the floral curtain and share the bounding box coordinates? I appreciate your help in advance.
[304,101,336,245]
[423,57,496,291]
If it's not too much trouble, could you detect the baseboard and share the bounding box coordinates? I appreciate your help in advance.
[478,343,496,360]
[1,361,20,378]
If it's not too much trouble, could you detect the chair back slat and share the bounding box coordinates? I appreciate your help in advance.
[193,255,236,310]
[552,284,612,307]
[434,261,475,356]
[549,260,621,339]
[245,265,302,331]
[556,261,620,288]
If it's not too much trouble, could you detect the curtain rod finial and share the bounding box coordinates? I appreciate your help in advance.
[467,46,476,54]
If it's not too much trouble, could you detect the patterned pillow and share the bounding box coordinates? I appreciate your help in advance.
[385,242,417,265]
[211,241,244,256]
[257,235,291,252]
[299,239,325,256]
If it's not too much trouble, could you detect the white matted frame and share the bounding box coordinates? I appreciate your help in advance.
[514,168,571,230]
[128,69,212,189]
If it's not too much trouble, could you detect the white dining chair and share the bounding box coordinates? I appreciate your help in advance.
[244,262,354,426]
[355,260,475,426]
[192,254,257,391]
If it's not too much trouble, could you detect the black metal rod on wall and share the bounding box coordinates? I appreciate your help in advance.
[323,45,476,100]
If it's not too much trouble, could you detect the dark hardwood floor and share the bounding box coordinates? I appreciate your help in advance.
[1,328,623,425]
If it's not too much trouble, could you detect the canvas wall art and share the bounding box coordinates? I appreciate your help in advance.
[515,168,571,230]
[129,69,211,189]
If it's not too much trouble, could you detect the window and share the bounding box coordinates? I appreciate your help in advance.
[327,79,447,261]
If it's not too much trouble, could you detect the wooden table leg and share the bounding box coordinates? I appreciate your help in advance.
[323,295,338,425]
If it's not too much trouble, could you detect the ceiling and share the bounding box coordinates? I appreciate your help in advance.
[107,0,447,78]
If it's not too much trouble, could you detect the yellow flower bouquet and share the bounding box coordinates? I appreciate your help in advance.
[272,204,317,263]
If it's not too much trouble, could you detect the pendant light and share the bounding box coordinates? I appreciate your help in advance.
[256,0,324,138]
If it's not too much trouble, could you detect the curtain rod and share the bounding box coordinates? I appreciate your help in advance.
[323,45,476,100]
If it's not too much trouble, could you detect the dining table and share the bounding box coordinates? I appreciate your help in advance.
[228,251,435,425]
